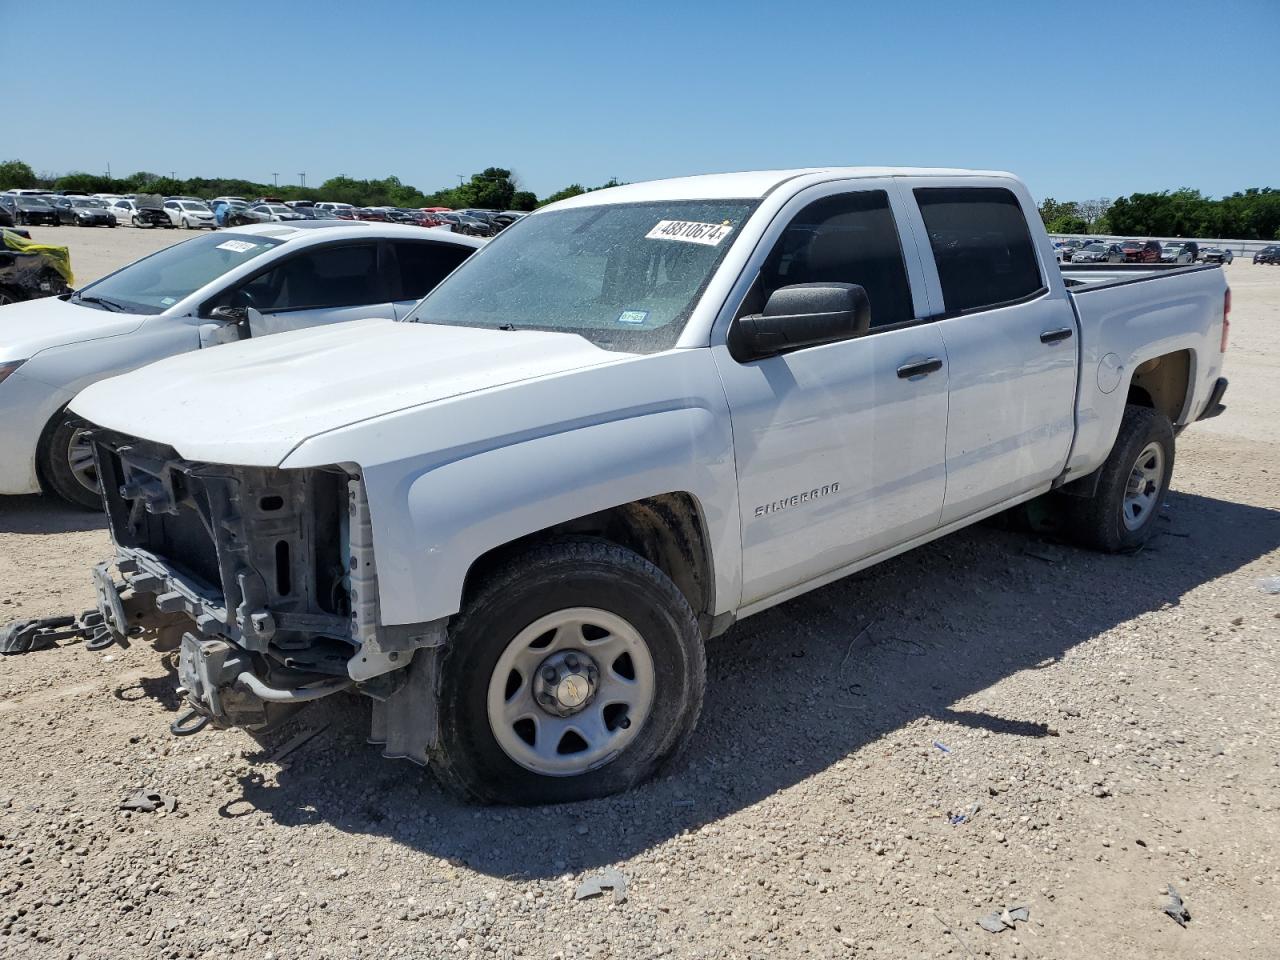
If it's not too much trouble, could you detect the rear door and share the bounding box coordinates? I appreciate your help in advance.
[711,180,949,606]
[905,180,1077,524]
[386,239,476,319]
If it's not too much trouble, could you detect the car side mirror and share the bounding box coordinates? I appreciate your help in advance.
[209,305,247,324]
[733,283,871,361]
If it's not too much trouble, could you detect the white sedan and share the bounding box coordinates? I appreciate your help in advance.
[0,222,484,507]
[163,199,217,230]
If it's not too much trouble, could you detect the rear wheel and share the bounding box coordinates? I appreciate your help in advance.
[430,538,705,804]
[1067,404,1174,552]
[38,411,103,510]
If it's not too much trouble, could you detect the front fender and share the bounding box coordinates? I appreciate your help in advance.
[360,405,740,626]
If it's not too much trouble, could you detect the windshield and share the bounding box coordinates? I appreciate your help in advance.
[407,200,757,353]
[75,232,284,314]
[18,198,52,209]
[74,198,107,208]
[1083,243,1106,251]
[180,201,208,211]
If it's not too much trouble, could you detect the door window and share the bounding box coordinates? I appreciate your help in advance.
[391,241,474,300]
[746,190,916,330]
[234,244,382,312]
[914,187,1043,313]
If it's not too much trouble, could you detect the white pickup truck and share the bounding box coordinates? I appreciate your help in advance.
[66,167,1229,804]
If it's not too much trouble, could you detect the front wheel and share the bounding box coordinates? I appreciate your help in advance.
[1066,404,1174,552]
[430,539,706,804]
[38,411,103,510]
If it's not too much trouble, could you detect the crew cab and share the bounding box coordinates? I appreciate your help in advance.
[67,168,1230,804]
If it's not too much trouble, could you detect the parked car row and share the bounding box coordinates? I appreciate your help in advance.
[1253,244,1280,265]
[1054,236,1236,265]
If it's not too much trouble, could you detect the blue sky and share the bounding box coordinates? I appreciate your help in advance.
[10,0,1278,202]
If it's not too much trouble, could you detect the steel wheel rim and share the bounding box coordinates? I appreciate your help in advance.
[1122,441,1164,531]
[487,607,655,777]
[66,427,99,494]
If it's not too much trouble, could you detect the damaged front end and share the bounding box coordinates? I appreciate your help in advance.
[90,429,444,758]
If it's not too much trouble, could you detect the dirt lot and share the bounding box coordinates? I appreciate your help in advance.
[1,230,1277,959]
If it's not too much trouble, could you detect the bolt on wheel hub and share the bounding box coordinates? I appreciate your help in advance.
[533,650,600,717]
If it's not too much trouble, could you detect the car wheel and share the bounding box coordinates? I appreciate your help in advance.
[38,411,104,511]
[1066,404,1174,553]
[429,538,706,805]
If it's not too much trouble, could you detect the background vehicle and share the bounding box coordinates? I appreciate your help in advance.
[0,199,15,229]
[66,167,1230,805]
[0,230,73,306]
[51,197,117,227]
[0,223,483,508]
[248,203,306,223]
[1253,244,1280,265]
[164,199,216,229]
[1200,246,1233,264]
[1161,241,1199,264]
[10,196,60,226]
[1055,238,1085,261]
[1072,241,1124,263]
[1121,239,1162,262]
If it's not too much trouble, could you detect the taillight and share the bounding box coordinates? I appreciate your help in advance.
[1220,288,1231,352]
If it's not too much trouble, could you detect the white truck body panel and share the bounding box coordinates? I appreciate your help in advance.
[71,167,1228,638]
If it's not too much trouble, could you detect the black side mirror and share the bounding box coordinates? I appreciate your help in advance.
[209,305,247,324]
[733,283,871,361]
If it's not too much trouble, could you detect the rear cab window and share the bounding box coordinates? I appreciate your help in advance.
[914,186,1044,314]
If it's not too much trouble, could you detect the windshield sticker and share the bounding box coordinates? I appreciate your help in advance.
[645,220,733,246]
[216,240,258,253]
[617,310,649,324]
[159,297,177,306]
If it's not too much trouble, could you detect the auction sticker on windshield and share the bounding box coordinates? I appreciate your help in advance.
[216,240,258,253]
[645,220,733,246]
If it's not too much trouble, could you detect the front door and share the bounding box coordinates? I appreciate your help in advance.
[711,182,950,607]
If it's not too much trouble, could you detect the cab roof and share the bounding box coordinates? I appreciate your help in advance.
[543,167,1017,210]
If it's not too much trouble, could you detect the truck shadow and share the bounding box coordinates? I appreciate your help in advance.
[232,489,1280,879]
[0,495,107,534]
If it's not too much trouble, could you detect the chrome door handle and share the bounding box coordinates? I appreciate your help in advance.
[1040,327,1074,344]
[896,357,943,379]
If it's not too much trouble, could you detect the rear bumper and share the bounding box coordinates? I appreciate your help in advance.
[1196,376,1228,421]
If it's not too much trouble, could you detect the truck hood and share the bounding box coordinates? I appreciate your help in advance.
[71,318,628,465]
[0,295,145,361]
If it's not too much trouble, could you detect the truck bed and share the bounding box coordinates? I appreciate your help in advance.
[1060,261,1220,289]
[1059,261,1228,481]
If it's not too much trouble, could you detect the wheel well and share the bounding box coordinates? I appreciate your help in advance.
[1126,349,1191,424]
[462,493,714,626]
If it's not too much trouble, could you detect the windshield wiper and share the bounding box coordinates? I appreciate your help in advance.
[74,294,129,313]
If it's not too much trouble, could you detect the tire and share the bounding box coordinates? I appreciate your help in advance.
[1066,404,1174,553]
[132,215,141,227]
[37,411,104,511]
[430,538,706,805]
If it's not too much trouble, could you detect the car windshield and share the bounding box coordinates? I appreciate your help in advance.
[407,199,758,353]
[74,232,284,314]
[18,198,52,209]
[73,199,107,208]
[1083,243,1106,251]
[180,201,208,211]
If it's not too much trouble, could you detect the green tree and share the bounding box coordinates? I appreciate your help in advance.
[0,160,38,190]
[510,190,538,211]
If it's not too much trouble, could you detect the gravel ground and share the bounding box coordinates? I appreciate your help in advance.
[1,233,1277,959]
